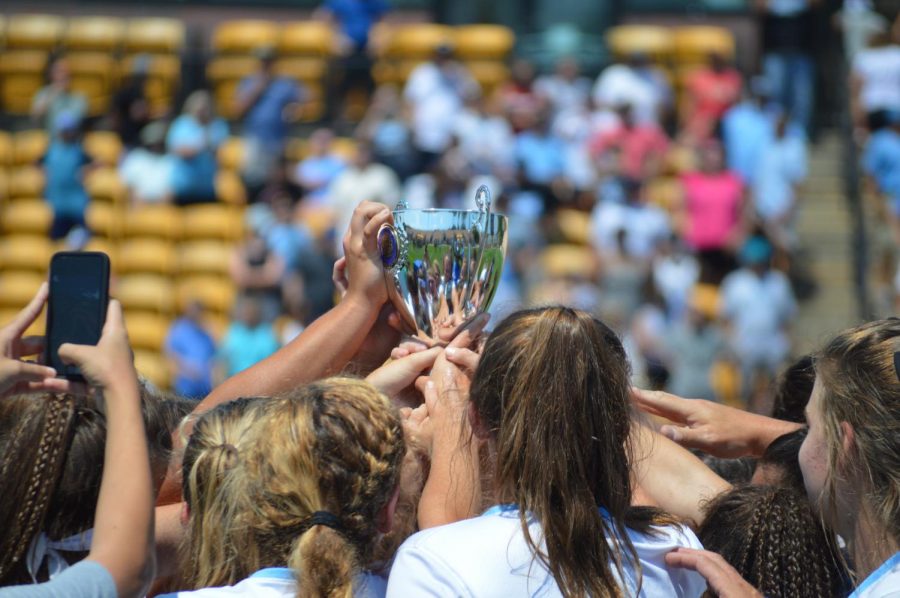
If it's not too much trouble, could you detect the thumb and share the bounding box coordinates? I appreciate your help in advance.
[57,343,92,367]
[402,346,442,372]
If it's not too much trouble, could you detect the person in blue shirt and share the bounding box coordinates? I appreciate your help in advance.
[515,110,568,213]
[721,81,775,186]
[234,47,305,198]
[863,111,900,226]
[165,300,218,400]
[40,112,93,240]
[166,91,229,205]
[218,295,281,379]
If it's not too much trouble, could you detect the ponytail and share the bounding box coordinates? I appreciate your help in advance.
[291,525,357,598]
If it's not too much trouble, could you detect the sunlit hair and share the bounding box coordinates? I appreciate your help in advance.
[193,379,405,598]
[469,306,677,598]
[699,485,847,597]
[180,397,267,590]
[814,319,900,554]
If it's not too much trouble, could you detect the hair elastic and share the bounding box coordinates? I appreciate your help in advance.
[894,351,900,383]
[304,511,345,534]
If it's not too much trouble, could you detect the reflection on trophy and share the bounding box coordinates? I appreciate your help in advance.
[377,185,509,345]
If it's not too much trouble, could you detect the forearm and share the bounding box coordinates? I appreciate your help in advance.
[87,376,155,598]
[743,414,803,457]
[418,428,481,529]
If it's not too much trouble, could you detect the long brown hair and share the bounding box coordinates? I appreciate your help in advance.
[202,379,405,597]
[814,319,900,553]
[469,306,674,598]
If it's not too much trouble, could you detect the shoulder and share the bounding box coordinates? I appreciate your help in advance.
[157,574,296,597]
[0,561,117,598]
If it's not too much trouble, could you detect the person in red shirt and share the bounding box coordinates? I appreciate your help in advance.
[682,53,743,142]
[589,103,670,180]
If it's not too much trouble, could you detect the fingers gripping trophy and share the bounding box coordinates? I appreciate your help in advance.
[377,185,509,345]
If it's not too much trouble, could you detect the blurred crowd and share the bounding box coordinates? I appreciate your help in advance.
[18,0,900,410]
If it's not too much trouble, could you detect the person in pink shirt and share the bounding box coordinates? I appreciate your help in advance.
[589,103,670,180]
[678,140,749,284]
[682,53,743,142]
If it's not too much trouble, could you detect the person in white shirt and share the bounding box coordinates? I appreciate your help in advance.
[592,54,672,126]
[119,121,176,205]
[590,178,672,262]
[160,379,404,598]
[851,31,900,131]
[387,306,708,597]
[534,56,592,118]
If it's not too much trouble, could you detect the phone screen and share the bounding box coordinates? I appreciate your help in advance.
[45,252,110,379]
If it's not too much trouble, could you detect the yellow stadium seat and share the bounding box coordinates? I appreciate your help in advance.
[0,236,54,273]
[86,203,122,240]
[64,17,125,53]
[279,21,335,56]
[124,18,186,54]
[0,132,12,167]
[85,168,126,206]
[203,312,229,341]
[0,51,50,115]
[646,177,683,213]
[556,209,591,245]
[84,131,123,167]
[125,312,171,352]
[272,57,327,84]
[66,53,118,116]
[539,244,598,280]
[6,14,65,50]
[285,138,308,162]
[82,239,117,270]
[297,205,335,240]
[118,238,177,276]
[454,25,515,60]
[133,349,171,390]
[0,307,46,339]
[13,130,49,166]
[176,276,236,315]
[179,240,233,277]
[331,137,357,162]
[181,205,243,242]
[663,144,698,175]
[212,20,280,55]
[1,200,52,235]
[207,56,259,119]
[217,137,245,172]
[215,171,247,205]
[465,61,510,94]
[0,16,6,48]
[0,170,8,204]
[672,26,735,65]
[115,274,175,315]
[0,271,46,310]
[123,204,182,241]
[8,166,45,199]
[382,24,454,60]
[121,54,181,115]
[606,25,673,62]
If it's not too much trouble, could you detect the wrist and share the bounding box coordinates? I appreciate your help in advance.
[748,414,803,457]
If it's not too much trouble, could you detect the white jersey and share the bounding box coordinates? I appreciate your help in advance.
[386,506,706,597]
[159,567,386,598]
[851,553,900,598]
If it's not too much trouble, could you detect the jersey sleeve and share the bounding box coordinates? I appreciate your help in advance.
[0,561,117,598]
[386,541,473,598]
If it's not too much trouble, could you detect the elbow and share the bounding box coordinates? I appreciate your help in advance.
[122,550,157,598]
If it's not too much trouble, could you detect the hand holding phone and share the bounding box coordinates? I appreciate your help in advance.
[44,252,111,381]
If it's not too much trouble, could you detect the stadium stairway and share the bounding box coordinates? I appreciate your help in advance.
[793,132,858,355]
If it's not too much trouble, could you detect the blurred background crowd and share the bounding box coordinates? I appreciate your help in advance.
[0,0,898,412]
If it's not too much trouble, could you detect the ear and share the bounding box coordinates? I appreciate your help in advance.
[376,484,401,534]
[838,421,857,466]
[180,501,191,527]
[468,402,490,441]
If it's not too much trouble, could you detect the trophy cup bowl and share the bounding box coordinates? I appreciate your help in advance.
[377,186,508,345]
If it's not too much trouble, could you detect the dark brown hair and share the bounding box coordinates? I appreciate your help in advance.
[470,306,676,598]
[771,355,815,423]
[699,485,847,597]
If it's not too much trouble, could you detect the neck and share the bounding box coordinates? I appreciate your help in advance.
[847,504,899,583]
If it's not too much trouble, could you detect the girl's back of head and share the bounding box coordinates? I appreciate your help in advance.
[470,306,667,598]
[197,379,405,598]
[698,485,847,597]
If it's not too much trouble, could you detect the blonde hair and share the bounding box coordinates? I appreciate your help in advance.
[180,397,267,589]
[815,319,900,551]
[200,379,405,597]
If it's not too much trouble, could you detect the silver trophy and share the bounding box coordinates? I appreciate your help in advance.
[377,185,508,345]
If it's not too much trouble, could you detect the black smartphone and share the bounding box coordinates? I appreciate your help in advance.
[44,252,111,381]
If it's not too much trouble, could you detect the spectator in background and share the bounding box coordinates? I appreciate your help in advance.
[164,300,217,399]
[453,90,516,178]
[357,85,417,180]
[316,0,388,121]
[862,110,900,245]
[665,285,729,402]
[591,178,671,262]
[41,111,92,240]
[681,53,743,142]
[218,294,280,379]
[264,193,314,273]
[167,90,228,205]
[850,30,900,132]
[31,57,87,137]
[653,233,701,320]
[119,121,175,205]
[834,0,889,62]
[721,235,797,406]
[404,43,478,172]
[230,228,286,323]
[589,103,670,180]
[753,113,808,251]
[756,0,820,135]
[329,140,400,251]
[292,128,346,204]
[535,56,592,118]
[679,140,747,284]
[721,78,776,185]
[501,58,545,132]
[515,108,568,213]
[234,47,305,199]
[592,52,672,126]
[112,55,152,149]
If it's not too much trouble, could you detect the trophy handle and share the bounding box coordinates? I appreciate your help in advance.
[377,222,407,272]
[469,184,492,307]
